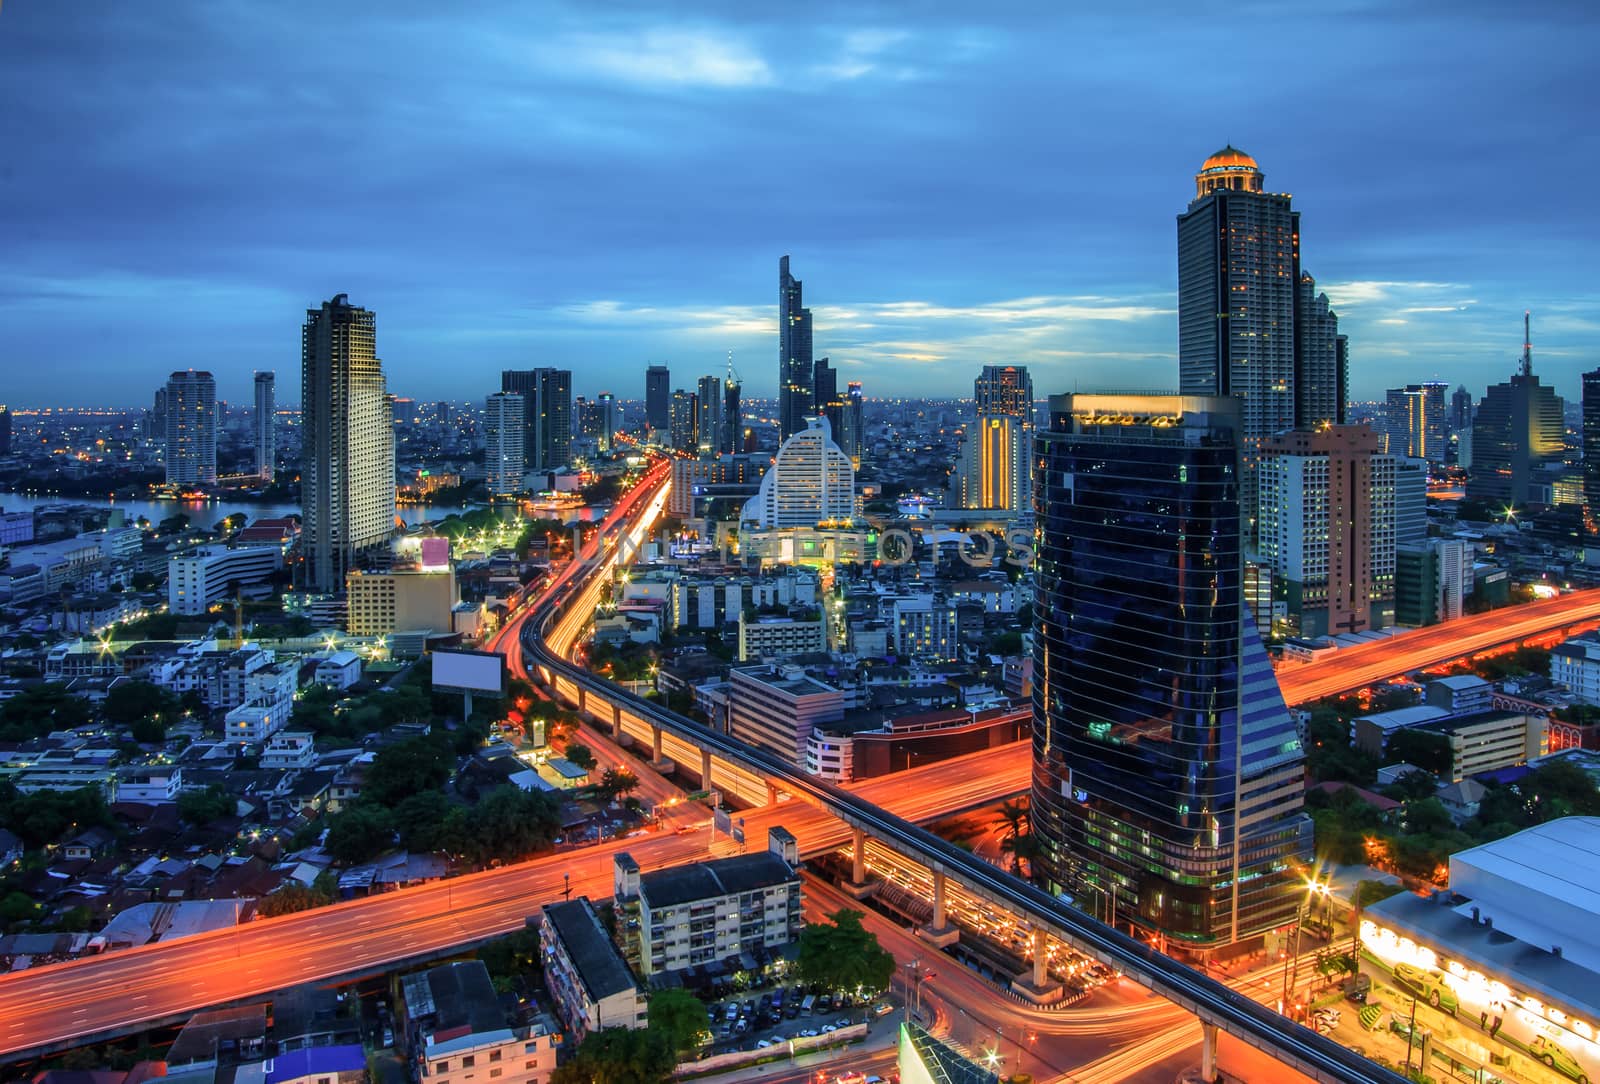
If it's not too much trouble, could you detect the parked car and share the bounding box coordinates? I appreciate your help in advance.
[1391,962,1458,1014]
[1343,974,1371,1003]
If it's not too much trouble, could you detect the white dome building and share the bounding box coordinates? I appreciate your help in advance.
[742,416,856,529]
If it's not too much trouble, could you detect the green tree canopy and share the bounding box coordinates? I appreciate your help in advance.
[103,680,180,729]
[0,684,91,742]
[177,783,236,825]
[596,768,639,802]
[0,781,114,849]
[796,908,896,995]
[564,743,597,771]
[550,1026,675,1084]
[363,736,455,807]
[646,989,709,1057]
[324,805,396,864]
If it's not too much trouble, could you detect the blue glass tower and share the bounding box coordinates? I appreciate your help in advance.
[1031,393,1311,951]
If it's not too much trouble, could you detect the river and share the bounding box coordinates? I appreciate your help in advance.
[0,491,604,530]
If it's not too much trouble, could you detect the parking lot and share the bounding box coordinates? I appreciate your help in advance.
[697,984,878,1057]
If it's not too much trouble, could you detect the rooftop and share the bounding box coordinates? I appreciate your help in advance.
[637,851,796,908]
[543,897,638,1001]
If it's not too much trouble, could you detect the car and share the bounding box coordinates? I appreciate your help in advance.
[1344,974,1372,1003]
[785,1003,801,1019]
[822,1024,838,1034]
[757,1039,774,1049]
[1532,1036,1589,1084]
[835,1017,851,1028]
[767,1034,785,1046]
[1312,1008,1341,1029]
[1391,962,1458,1014]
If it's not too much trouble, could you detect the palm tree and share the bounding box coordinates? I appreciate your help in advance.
[994,799,1030,875]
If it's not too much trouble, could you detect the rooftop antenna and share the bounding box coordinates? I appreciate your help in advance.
[1521,310,1533,377]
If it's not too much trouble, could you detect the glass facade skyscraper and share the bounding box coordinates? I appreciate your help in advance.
[778,255,814,441]
[502,368,573,473]
[645,364,671,434]
[1031,393,1310,952]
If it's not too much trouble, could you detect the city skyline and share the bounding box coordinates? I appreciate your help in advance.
[1,6,1596,406]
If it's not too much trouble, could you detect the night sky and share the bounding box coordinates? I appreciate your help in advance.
[1,3,1595,408]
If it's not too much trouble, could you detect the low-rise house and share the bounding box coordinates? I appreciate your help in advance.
[539,896,647,1042]
[401,960,561,1084]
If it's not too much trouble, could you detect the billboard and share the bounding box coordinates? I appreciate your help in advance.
[432,649,506,695]
[420,536,450,570]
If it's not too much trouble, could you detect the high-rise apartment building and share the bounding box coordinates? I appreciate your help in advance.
[740,416,855,529]
[0,405,11,456]
[596,391,620,452]
[696,375,722,455]
[952,414,1030,517]
[484,391,525,495]
[501,368,572,472]
[721,375,742,455]
[778,256,814,440]
[1031,393,1311,951]
[1258,425,1396,639]
[1450,385,1474,434]
[253,371,275,482]
[645,364,671,433]
[974,365,1034,421]
[164,370,218,486]
[1465,316,1564,507]
[1583,368,1600,522]
[813,356,837,415]
[1384,382,1448,462]
[669,388,698,453]
[1178,147,1343,530]
[301,294,396,594]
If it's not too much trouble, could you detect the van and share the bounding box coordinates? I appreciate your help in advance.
[801,994,816,1015]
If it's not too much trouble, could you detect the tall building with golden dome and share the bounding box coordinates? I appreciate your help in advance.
[1177,147,1346,533]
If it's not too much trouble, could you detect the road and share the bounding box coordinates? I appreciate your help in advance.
[0,743,1028,1062]
[1276,587,1600,704]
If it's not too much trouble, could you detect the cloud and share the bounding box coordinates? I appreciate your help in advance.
[534,28,773,89]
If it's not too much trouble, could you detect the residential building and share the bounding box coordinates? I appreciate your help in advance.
[740,416,854,529]
[669,388,697,453]
[721,375,743,455]
[261,731,319,770]
[888,592,960,660]
[117,765,183,804]
[974,364,1034,421]
[254,371,276,482]
[1032,393,1311,951]
[315,650,362,689]
[346,568,458,636]
[595,391,620,451]
[1384,382,1448,462]
[164,369,218,486]
[1257,424,1396,639]
[501,368,573,473]
[539,897,647,1042]
[613,827,801,977]
[484,391,525,495]
[778,255,814,441]
[246,1044,366,1084]
[841,381,864,466]
[1395,538,1467,626]
[402,961,559,1084]
[696,374,723,455]
[1584,367,1600,521]
[1552,632,1600,706]
[1466,315,1564,507]
[0,404,9,457]
[738,613,825,661]
[729,664,844,767]
[1179,147,1345,531]
[951,413,1030,517]
[1394,457,1428,547]
[168,546,283,615]
[645,364,671,433]
[301,294,396,593]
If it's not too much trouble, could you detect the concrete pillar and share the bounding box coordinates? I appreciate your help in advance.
[701,747,713,789]
[765,781,779,806]
[651,725,663,762]
[932,870,946,929]
[1031,925,1048,989]
[611,703,622,741]
[918,869,960,947]
[1200,1021,1218,1084]
[577,685,586,714]
[852,828,866,884]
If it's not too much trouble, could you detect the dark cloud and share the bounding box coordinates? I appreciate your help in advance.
[0,2,1594,406]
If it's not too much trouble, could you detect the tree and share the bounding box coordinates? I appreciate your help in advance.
[324,805,396,864]
[103,681,180,731]
[177,784,236,825]
[796,909,896,995]
[458,787,563,865]
[362,736,454,807]
[391,789,456,852]
[565,743,597,771]
[0,783,113,849]
[257,876,337,917]
[550,1026,675,1084]
[596,768,640,803]
[1385,729,1452,776]
[0,891,40,929]
[0,684,91,741]
[647,989,709,1057]
[994,798,1030,875]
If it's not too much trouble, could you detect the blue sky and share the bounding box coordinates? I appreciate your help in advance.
[1,2,1595,408]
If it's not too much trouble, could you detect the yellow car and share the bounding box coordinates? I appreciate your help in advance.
[1391,962,1458,1015]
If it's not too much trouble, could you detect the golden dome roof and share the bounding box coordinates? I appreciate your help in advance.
[1201,145,1257,172]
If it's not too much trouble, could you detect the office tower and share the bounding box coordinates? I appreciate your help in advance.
[741,416,855,529]
[974,365,1034,421]
[596,391,619,452]
[164,370,218,486]
[0,405,10,456]
[1179,147,1345,530]
[1383,382,1448,462]
[1585,369,1600,523]
[433,401,451,427]
[1258,425,1395,639]
[844,382,864,466]
[253,371,275,482]
[1396,538,1467,627]
[952,414,1030,517]
[484,392,525,496]
[1394,457,1428,547]
[696,375,722,455]
[501,368,572,472]
[1450,385,1474,434]
[1296,273,1347,428]
[389,397,418,427]
[778,255,814,440]
[1032,393,1311,950]
[669,388,698,453]
[813,357,837,415]
[1465,314,1564,507]
[721,375,742,455]
[301,294,396,594]
[645,364,671,433]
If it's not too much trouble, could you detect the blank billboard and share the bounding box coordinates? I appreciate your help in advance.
[432,649,506,695]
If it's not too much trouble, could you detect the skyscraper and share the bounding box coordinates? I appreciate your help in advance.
[696,374,722,455]
[0,405,11,456]
[669,388,698,453]
[1258,425,1396,639]
[813,356,837,415]
[645,364,671,434]
[843,382,864,467]
[1583,368,1600,523]
[974,365,1034,422]
[253,371,276,482]
[301,294,396,593]
[484,392,525,496]
[1383,382,1448,462]
[1032,393,1310,951]
[1179,147,1343,529]
[164,369,218,486]
[741,417,855,529]
[721,373,742,455]
[1465,315,1564,508]
[501,369,573,473]
[778,256,814,441]
[597,391,620,452]
[1450,385,1474,434]
[951,414,1030,517]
